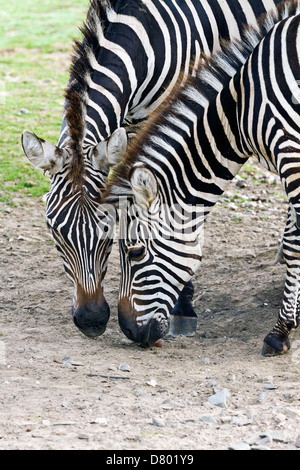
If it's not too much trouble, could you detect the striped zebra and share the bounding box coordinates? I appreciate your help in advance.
[105,1,300,354]
[21,0,291,338]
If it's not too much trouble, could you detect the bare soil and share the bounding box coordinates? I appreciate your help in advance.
[0,161,299,450]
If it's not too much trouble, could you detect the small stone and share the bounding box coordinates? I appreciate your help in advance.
[71,361,84,367]
[93,418,108,426]
[152,417,165,427]
[61,402,69,408]
[295,435,300,448]
[261,430,289,443]
[119,362,131,372]
[20,108,30,114]
[230,416,253,426]
[228,441,251,451]
[228,202,238,211]
[146,379,157,387]
[201,357,210,365]
[236,179,247,189]
[226,374,236,382]
[208,388,230,408]
[41,420,51,427]
[274,413,287,424]
[22,328,39,334]
[264,384,278,390]
[244,434,262,445]
[200,416,218,424]
[32,355,43,361]
[257,391,269,402]
[62,355,74,369]
[256,436,272,446]
[207,378,218,388]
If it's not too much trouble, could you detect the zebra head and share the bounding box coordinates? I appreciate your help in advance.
[22,128,127,337]
[109,165,203,345]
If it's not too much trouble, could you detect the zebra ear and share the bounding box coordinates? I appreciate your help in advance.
[130,166,158,209]
[92,128,127,171]
[22,130,65,175]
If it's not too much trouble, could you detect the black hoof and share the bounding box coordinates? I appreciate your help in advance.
[168,315,197,336]
[261,334,291,357]
[169,281,197,336]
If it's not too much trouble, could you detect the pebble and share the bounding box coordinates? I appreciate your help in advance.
[201,357,210,365]
[21,328,40,334]
[257,391,269,402]
[146,379,157,387]
[119,362,131,372]
[228,441,251,451]
[226,374,236,383]
[295,435,300,448]
[230,416,253,426]
[92,418,108,426]
[208,388,230,408]
[77,433,91,441]
[152,417,165,427]
[264,384,278,390]
[200,416,218,424]
[261,430,289,443]
[41,420,51,427]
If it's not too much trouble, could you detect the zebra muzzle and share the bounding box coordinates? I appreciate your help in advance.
[118,299,169,345]
[72,286,110,338]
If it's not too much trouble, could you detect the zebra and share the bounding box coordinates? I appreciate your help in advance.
[21,0,292,339]
[104,1,300,354]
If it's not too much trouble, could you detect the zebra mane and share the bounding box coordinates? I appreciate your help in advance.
[104,0,300,203]
[65,0,119,187]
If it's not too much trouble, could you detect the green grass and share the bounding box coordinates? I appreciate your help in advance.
[0,0,88,202]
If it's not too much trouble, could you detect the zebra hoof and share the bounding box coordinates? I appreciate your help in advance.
[168,315,197,337]
[261,335,291,356]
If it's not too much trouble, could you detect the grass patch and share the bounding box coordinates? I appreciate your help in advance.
[0,0,88,202]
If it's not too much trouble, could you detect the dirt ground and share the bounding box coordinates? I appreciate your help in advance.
[0,161,299,451]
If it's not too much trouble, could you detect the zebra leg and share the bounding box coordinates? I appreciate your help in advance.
[168,281,198,336]
[274,241,285,265]
[262,206,300,355]
[274,205,293,265]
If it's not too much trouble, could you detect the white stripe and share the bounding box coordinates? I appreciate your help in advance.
[107,10,155,111]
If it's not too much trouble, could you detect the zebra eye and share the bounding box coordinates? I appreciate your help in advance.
[127,246,146,262]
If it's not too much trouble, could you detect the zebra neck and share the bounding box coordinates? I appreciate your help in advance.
[145,74,250,218]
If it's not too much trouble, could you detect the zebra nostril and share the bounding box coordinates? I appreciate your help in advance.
[72,301,110,338]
